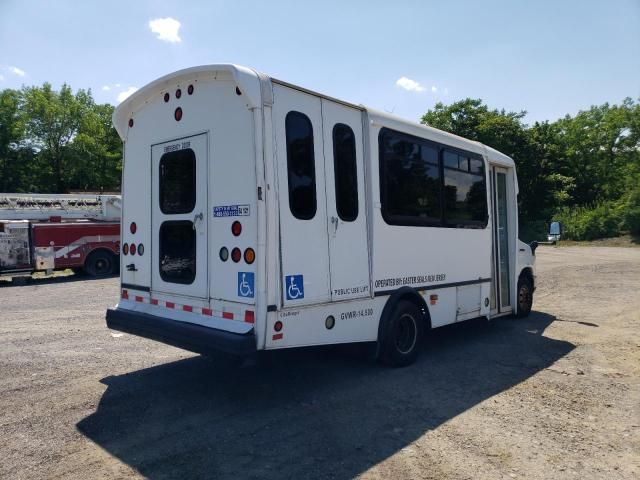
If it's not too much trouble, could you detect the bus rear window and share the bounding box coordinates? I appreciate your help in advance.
[159,221,196,284]
[159,149,196,214]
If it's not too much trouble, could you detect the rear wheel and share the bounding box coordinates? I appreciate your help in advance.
[84,251,115,277]
[379,300,424,367]
[515,275,533,318]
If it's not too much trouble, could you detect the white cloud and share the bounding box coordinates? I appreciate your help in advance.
[8,66,26,77]
[117,86,139,103]
[149,17,182,43]
[102,85,111,91]
[396,76,424,92]
[0,74,4,81]
[431,85,437,93]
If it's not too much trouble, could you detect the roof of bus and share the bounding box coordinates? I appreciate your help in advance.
[113,63,515,168]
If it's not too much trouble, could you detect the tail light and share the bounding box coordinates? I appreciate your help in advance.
[231,221,242,236]
[130,243,137,255]
[231,248,241,263]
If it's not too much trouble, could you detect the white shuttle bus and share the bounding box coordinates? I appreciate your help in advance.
[106,64,536,366]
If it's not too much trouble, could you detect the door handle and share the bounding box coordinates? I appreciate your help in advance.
[193,212,203,230]
[331,216,339,234]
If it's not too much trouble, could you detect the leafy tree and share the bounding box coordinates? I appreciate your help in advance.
[67,102,121,191]
[0,89,26,191]
[22,83,94,192]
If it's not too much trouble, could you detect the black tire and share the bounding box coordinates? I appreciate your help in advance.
[379,300,424,367]
[84,250,115,277]
[515,275,533,318]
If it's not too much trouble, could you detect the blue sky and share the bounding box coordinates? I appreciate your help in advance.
[1,0,638,124]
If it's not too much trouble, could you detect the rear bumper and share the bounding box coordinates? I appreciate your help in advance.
[106,308,256,356]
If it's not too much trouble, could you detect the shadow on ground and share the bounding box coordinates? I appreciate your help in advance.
[0,272,117,287]
[78,311,572,480]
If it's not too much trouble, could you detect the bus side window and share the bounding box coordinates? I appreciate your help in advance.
[285,111,317,220]
[379,128,441,226]
[442,150,488,228]
[332,123,358,222]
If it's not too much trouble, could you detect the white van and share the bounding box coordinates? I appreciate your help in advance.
[106,64,536,366]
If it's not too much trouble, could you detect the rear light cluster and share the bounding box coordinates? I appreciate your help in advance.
[162,85,194,122]
[123,222,144,256]
[219,221,255,264]
[164,85,194,102]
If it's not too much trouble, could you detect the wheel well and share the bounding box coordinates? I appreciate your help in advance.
[85,248,116,265]
[378,287,432,342]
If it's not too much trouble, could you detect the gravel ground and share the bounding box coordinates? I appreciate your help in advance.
[1,246,639,480]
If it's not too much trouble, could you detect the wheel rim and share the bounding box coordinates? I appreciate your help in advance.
[395,313,417,354]
[518,284,531,311]
[95,258,110,275]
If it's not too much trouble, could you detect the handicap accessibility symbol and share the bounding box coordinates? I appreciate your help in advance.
[237,272,255,298]
[285,274,304,300]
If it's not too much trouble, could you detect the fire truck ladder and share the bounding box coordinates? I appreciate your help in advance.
[0,193,121,221]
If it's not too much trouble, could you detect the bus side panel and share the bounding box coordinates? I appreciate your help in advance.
[368,124,493,328]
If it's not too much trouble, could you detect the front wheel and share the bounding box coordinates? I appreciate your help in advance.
[515,275,533,318]
[379,300,424,367]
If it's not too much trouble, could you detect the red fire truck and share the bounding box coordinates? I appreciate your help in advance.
[0,194,121,279]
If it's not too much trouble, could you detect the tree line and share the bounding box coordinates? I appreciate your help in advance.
[421,98,640,240]
[0,84,121,194]
[0,84,638,240]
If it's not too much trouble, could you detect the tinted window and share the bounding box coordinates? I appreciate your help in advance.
[443,150,458,169]
[285,111,317,220]
[443,149,487,227]
[379,129,441,225]
[159,221,196,284]
[332,123,358,222]
[159,149,196,214]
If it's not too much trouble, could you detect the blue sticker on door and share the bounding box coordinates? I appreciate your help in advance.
[285,274,304,300]
[238,272,254,298]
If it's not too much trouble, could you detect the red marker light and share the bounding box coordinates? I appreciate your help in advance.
[175,88,182,99]
[128,118,134,128]
[231,221,242,236]
[274,320,283,332]
[129,243,136,255]
[188,84,194,95]
[174,107,183,121]
[164,92,170,102]
[130,222,137,234]
[231,247,241,263]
